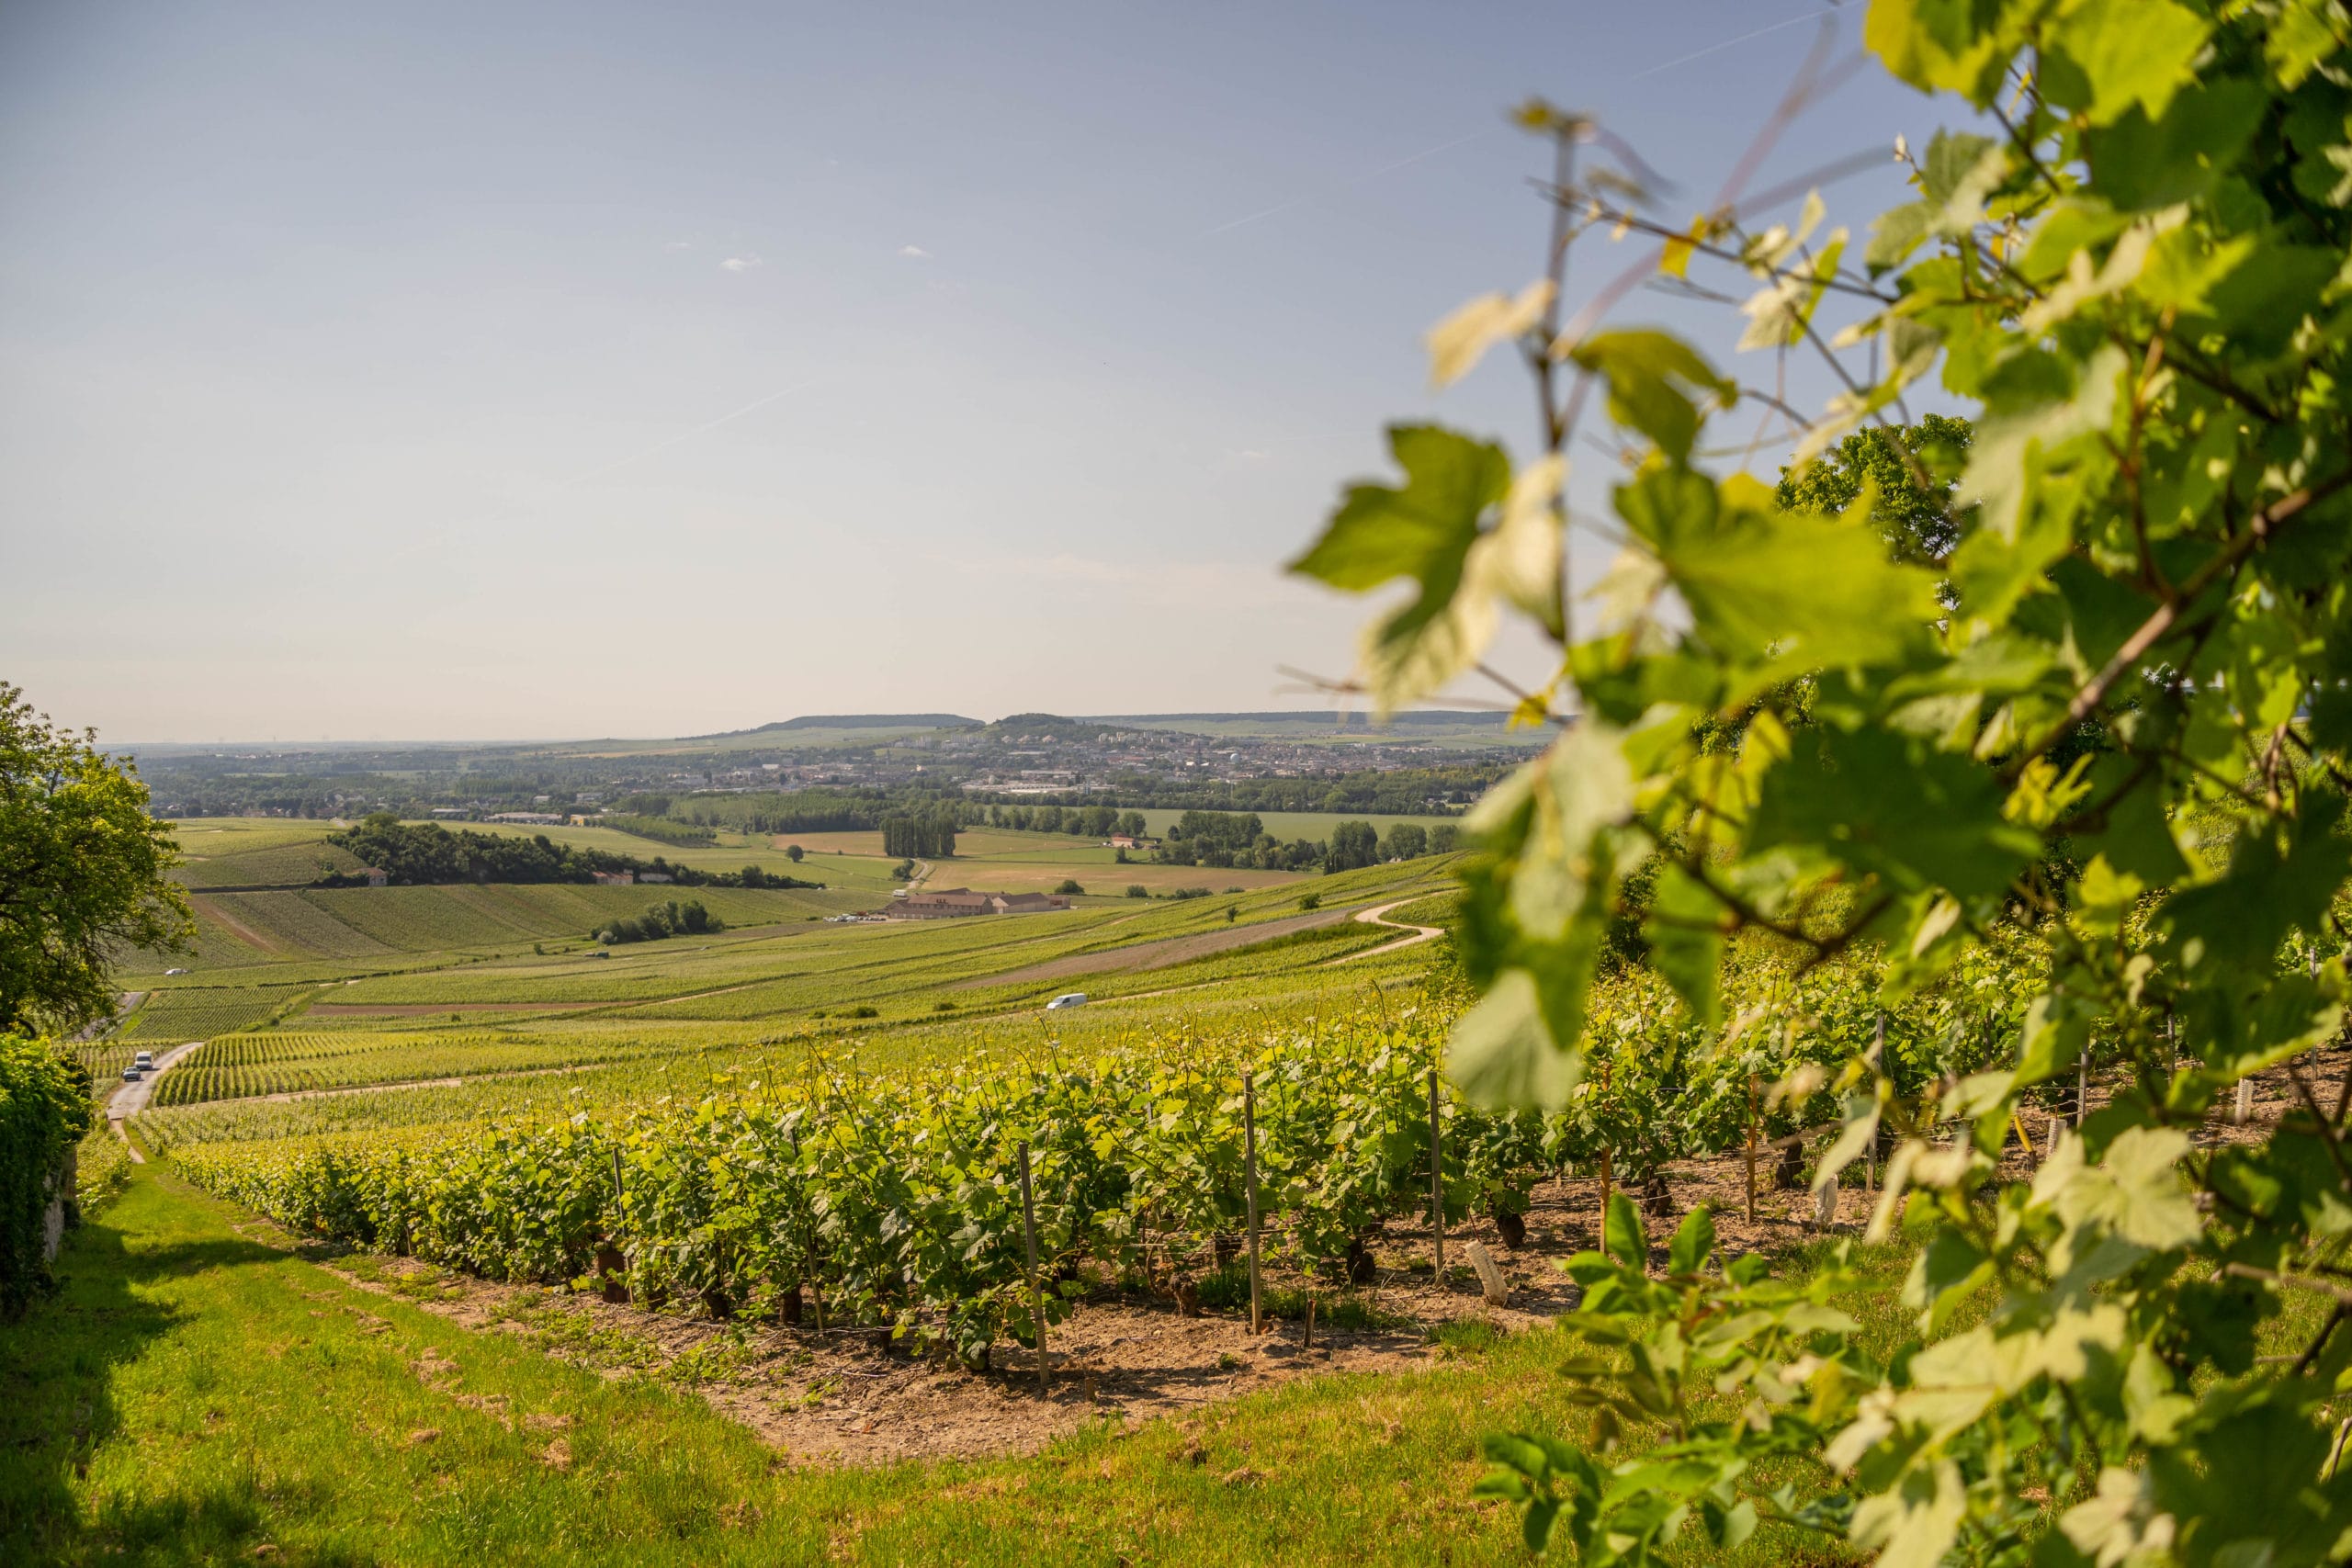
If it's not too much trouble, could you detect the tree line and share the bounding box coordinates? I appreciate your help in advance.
[1153,810,1455,871]
[978,804,1147,838]
[594,899,719,946]
[879,810,957,859]
[322,816,820,891]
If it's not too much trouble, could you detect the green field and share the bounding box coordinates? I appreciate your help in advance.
[113,825,1453,1048]
[167,818,363,888]
[119,985,317,1042]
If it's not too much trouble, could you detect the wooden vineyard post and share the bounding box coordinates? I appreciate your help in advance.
[1596,1058,1615,1231]
[1242,1072,1262,1336]
[1744,1075,1758,1225]
[2077,1045,2089,1129]
[809,1220,825,1335]
[1019,1141,1047,1395]
[604,1144,630,1303]
[1429,1066,1444,1286]
[1868,1015,1883,1192]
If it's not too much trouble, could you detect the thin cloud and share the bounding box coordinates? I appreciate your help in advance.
[899,244,931,259]
[718,255,762,273]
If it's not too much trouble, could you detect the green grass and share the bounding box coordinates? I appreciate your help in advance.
[0,1156,1816,1567]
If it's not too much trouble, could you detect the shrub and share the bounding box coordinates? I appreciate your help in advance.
[1054,879,1084,896]
[1125,885,1149,898]
[0,1037,91,1317]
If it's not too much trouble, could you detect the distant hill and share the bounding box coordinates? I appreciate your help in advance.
[689,714,981,739]
[1098,710,1515,729]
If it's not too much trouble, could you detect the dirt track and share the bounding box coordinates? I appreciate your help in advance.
[1320,899,1444,965]
[189,893,288,956]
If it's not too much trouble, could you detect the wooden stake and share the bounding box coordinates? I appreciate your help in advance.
[1019,1141,1047,1395]
[1744,1074,1758,1225]
[1429,1066,1444,1285]
[2077,1046,2088,1129]
[1598,1061,1612,1228]
[1243,1072,1262,1336]
[1868,1015,1883,1192]
[1304,1292,1316,1350]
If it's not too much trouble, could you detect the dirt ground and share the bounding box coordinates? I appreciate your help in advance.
[295,1043,2352,1470]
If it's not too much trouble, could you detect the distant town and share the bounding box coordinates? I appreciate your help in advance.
[129,711,1545,822]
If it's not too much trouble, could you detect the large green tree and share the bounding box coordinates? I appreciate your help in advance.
[0,684,189,1034]
[1773,412,1973,566]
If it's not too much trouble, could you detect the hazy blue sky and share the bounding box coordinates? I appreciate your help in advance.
[1,1,1957,742]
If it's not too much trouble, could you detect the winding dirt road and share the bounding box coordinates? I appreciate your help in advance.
[1319,898,1444,965]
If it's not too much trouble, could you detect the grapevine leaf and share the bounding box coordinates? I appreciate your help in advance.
[1288,423,1511,711]
[2043,0,2210,128]
[1604,1191,1647,1270]
[1624,468,1942,679]
[1448,970,1584,1110]
[2083,79,2267,211]
[1291,424,1508,592]
[1426,280,1554,389]
[1668,1205,1715,1277]
[2163,794,2352,976]
[1865,0,2011,102]
[1849,1458,1968,1568]
[1748,726,2041,902]
[1645,863,1724,1030]
[1865,200,1934,275]
[1566,330,1735,464]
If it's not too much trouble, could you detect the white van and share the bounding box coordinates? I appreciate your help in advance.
[134,1050,154,1069]
[1046,993,1088,1010]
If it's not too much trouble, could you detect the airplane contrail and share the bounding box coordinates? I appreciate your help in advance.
[1625,6,1845,84]
[1197,129,1496,239]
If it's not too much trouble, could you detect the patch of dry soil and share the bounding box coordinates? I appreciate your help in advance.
[277,1043,2352,1469]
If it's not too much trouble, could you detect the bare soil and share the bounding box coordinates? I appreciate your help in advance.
[189,893,292,957]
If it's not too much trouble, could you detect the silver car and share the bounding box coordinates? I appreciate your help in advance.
[1046,993,1088,1010]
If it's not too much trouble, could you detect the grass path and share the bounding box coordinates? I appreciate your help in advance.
[0,1159,1780,1566]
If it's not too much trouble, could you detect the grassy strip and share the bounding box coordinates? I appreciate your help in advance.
[2,1156,1850,1566]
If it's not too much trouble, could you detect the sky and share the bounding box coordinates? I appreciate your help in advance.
[0,1,1962,743]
